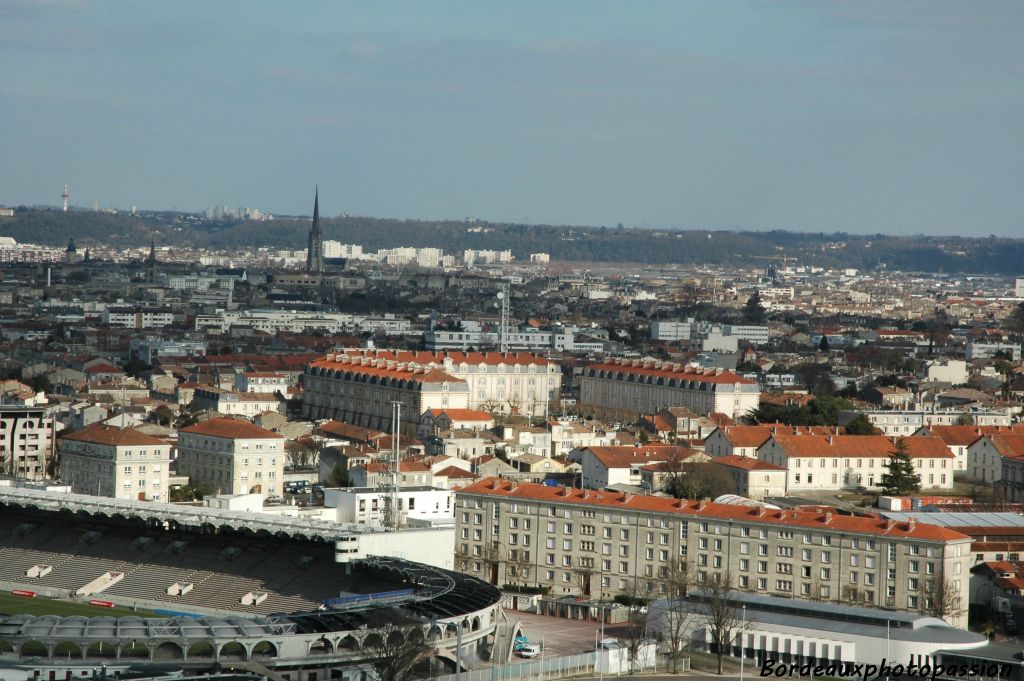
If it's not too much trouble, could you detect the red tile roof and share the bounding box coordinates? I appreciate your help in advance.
[180,417,283,440]
[585,360,757,386]
[582,445,690,469]
[435,465,477,479]
[62,423,167,447]
[710,455,787,472]
[989,433,1024,459]
[317,420,387,442]
[458,478,970,541]
[325,349,549,366]
[921,425,1016,447]
[768,434,953,459]
[307,357,464,385]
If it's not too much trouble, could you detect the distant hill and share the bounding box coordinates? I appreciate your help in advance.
[1,208,1022,275]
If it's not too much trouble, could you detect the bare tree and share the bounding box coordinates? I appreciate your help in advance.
[658,558,695,674]
[506,548,534,587]
[700,573,747,676]
[923,577,964,623]
[665,460,736,500]
[454,547,473,573]
[572,563,596,597]
[362,622,431,681]
[286,436,321,469]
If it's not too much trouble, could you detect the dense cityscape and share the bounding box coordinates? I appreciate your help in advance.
[1,192,1023,680]
[3,2,1022,681]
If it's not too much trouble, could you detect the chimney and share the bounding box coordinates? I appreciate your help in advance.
[907,518,917,531]
[827,436,833,445]
[697,499,708,511]
[623,492,633,503]
[884,519,896,531]
[823,512,833,524]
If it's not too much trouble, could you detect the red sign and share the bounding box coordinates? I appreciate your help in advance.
[11,589,37,598]
[89,600,115,608]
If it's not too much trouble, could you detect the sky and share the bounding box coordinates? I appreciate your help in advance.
[2,1,1022,236]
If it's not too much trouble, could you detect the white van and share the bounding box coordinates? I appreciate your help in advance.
[518,644,541,658]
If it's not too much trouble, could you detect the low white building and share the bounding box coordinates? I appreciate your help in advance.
[234,371,292,394]
[707,455,788,501]
[324,486,453,526]
[648,592,986,669]
[191,386,284,416]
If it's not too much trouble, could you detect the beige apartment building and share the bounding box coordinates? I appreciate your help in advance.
[455,478,971,627]
[303,349,560,436]
[59,424,172,501]
[578,358,760,421]
[177,418,284,495]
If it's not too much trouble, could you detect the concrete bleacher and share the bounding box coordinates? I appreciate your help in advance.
[0,510,368,615]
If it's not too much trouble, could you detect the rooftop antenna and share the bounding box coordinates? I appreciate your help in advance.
[497,282,510,353]
[62,184,69,212]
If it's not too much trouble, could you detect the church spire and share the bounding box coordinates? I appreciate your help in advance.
[305,186,324,274]
[146,237,157,282]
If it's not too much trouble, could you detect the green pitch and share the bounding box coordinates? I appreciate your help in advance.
[0,591,156,618]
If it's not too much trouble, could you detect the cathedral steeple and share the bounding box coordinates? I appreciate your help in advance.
[146,238,157,282]
[305,186,324,274]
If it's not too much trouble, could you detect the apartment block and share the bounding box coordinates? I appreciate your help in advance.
[0,406,53,480]
[455,479,971,627]
[579,358,760,420]
[177,418,284,495]
[59,424,171,501]
[303,349,560,436]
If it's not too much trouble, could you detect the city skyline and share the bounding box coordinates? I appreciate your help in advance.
[2,1,1022,236]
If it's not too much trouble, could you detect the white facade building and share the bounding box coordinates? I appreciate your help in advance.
[324,486,453,526]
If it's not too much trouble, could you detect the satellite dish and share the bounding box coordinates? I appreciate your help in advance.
[496,292,505,300]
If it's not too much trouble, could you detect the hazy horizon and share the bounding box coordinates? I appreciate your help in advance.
[2,1,1022,236]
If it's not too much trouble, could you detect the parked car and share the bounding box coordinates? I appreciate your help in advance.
[517,644,541,658]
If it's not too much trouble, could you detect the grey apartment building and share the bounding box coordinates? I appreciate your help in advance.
[455,479,971,627]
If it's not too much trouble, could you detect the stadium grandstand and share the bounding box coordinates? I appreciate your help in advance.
[0,487,502,679]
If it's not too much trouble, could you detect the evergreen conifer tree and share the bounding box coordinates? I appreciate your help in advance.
[880,438,921,495]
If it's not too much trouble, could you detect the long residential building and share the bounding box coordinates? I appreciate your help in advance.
[456,478,971,627]
[757,434,956,492]
[303,349,560,435]
[578,358,760,420]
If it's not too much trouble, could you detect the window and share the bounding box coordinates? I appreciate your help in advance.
[740,542,750,555]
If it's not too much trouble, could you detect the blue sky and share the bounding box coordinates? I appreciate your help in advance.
[2,1,1022,235]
